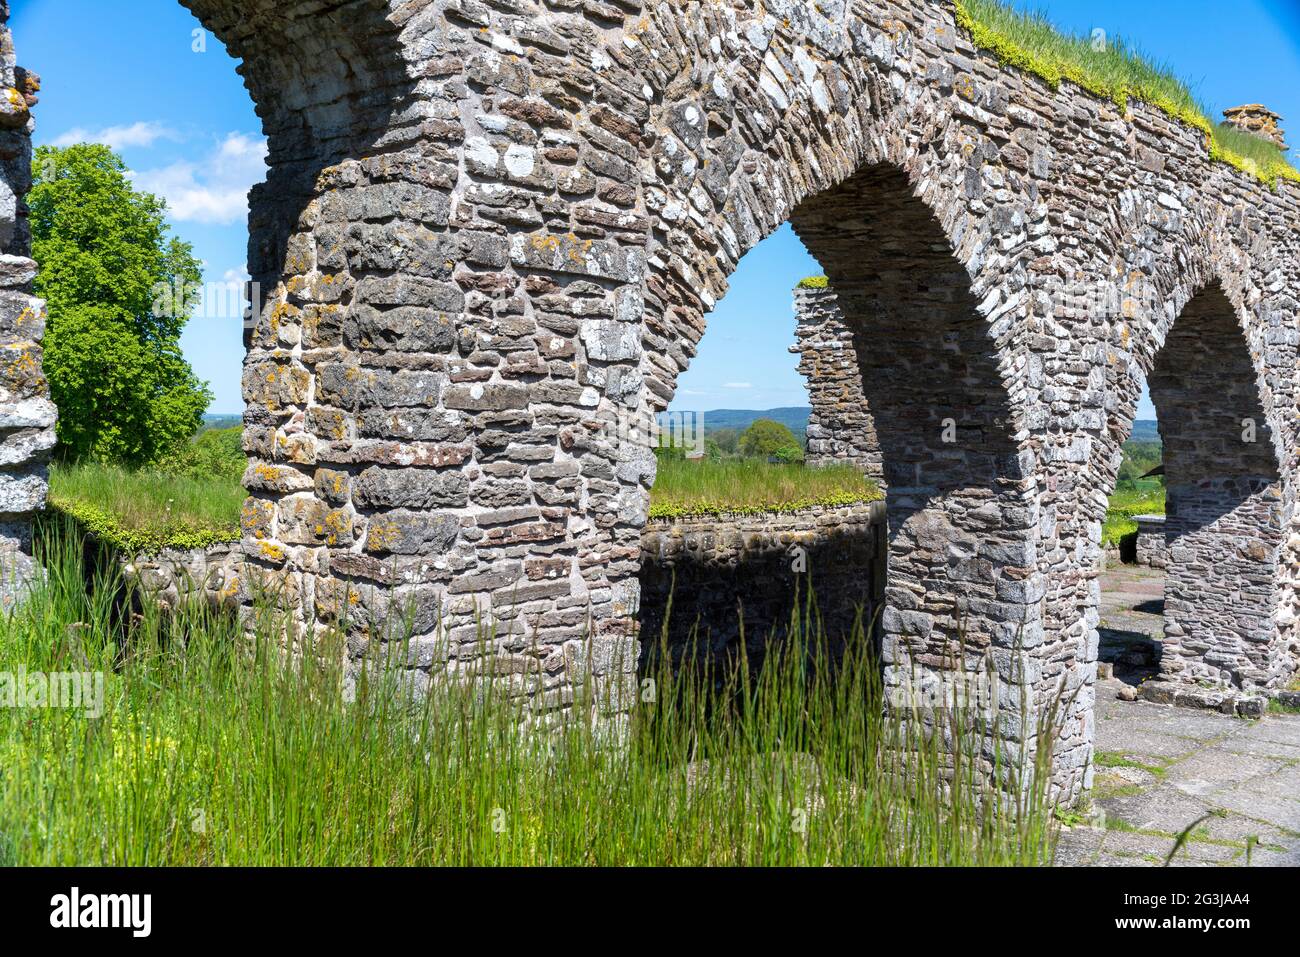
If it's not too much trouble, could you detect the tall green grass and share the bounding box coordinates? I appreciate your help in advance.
[0,519,1059,865]
[48,460,244,552]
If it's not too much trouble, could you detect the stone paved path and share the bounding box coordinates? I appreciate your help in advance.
[1057,565,1300,867]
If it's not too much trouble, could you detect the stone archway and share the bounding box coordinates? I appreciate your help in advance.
[790,163,1046,792]
[4,0,1300,809]
[1147,282,1288,697]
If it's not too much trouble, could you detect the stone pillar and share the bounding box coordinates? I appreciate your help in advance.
[1146,285,1288,697]
[1222,105,1289,152]
[0,3,54,610]
[792,284,884,482]
[791,165,1061,801]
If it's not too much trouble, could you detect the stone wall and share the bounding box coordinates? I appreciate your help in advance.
[0,3,52,610]
[1134,515,1167,570]
[638,500,886,668]
[120,542,245,613]
[792,286,882,481]
[3,0,1300,805]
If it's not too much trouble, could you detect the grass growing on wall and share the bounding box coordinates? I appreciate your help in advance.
[649,458,880,519]
[0,520,1061,866]
[1103,478,1167,548]
[956,0,1300,188]
[48,461,243,554]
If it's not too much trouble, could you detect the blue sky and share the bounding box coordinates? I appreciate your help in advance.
[11,0,1300,417]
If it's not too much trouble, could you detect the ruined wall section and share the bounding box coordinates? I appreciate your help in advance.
[0,2,53,608]
[792,286,882,481]
[638,500,887,668]
[3,0,1299,804]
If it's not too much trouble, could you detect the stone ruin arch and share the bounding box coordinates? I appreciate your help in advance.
[0,0,1296,807]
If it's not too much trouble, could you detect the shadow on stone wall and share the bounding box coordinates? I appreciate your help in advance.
[637,506,885,677]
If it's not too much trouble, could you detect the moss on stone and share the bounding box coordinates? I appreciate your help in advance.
[795,275,829,289]
[48,495,240,556]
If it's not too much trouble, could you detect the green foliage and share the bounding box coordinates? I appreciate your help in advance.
[649,458,879,519]
[796,275,829,289]
[1103,478,1166,548]
[739,418,802,460]
[48,459,243,555]
[31,144,212,466]
[710,427,740,457]
[166,427,247,483]
[1117,439,1162,483]
[956,0,1300,188]
[0,521,1061,865]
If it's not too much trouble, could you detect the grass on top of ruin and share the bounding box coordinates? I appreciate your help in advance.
[0,518,1062,866]
[958,0,1300,187]
[648,457,881,519]
[48,426,246,553]
[48,461,244,553]
[50,442,882,548]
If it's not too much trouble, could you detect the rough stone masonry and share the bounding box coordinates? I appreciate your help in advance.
[1,0,1298,807]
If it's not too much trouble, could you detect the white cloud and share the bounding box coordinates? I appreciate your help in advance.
[131,133,268,226]
[722,382,753,389]
[51,121,176,150]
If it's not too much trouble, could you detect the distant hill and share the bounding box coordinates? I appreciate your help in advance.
[660,407,812,437]
[201,413,242,432]
[1130,420,1159,443]
[659,410,1160,446]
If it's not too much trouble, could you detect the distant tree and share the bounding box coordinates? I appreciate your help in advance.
[1117,439,1163,483]
[740,419,801,460]
[711,427,740,457]
[31,144,211,465]
[166,426,247,482]
[772,443,805,465]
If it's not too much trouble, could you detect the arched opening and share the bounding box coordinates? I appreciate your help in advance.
[791,163,1038,772]
[636,224,886,672]
[639,156,1040,787]
[1147,282,1286,693]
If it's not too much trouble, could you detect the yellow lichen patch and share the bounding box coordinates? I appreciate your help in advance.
[259,541,286,563]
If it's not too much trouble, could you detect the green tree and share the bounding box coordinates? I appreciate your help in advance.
[711,427,740,457]
[31,144,211,465]
[739,419,802,460]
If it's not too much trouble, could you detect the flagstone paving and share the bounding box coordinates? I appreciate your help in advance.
[1057,566,1300,867]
